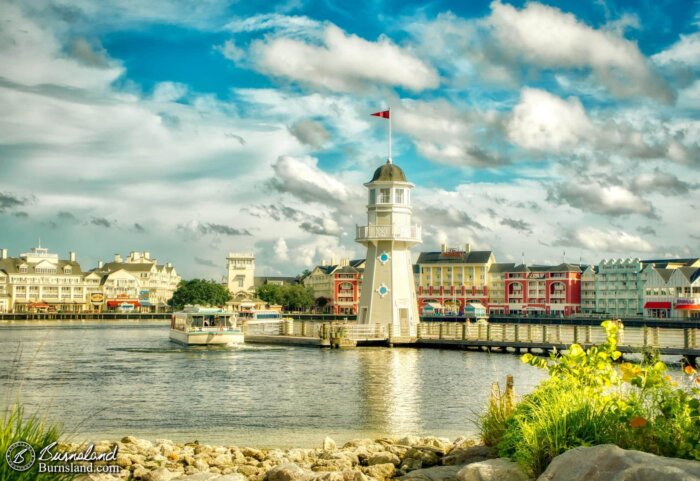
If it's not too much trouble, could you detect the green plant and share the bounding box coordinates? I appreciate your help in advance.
[0,403,74,481]
[479,380,516,447]
[481,320,700,476]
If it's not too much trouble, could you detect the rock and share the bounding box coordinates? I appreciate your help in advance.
[194,459,210,472]
[74,474,122,481]
[324,438,337,451]
[538,444,700,481]
[399,465,462,481]
[363,462,396,480]
[367,452,401,466]
[457,459,529,481]
[243,447,266,461]
[402,448,441,470]
[238,465,263,476]
[266,463,310,481]
[398,436,422,447]
[133,464,151,480]
[442,446,497,466]
[173,474,222,481]
[146,468,178,481]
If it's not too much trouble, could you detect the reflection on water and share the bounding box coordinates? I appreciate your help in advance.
[0,321,549,447]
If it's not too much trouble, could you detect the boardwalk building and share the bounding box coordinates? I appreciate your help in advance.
[416,245,494,315]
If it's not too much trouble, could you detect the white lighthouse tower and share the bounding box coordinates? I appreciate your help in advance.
[355,159,422,337]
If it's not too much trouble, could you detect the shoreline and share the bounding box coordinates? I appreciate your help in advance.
[63,434,495,481]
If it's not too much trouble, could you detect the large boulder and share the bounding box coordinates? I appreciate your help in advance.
[538,444,700,481]
[266,463,311,481]
[442,446,497,467]
[398,465,463,481]
[457,459,530,481]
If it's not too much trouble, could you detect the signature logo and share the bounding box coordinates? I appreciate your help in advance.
[5,441,36,471]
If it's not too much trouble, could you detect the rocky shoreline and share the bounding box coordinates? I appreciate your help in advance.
[70,435,700,481]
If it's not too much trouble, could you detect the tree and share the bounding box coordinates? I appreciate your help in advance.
[170,279,232,309]
[256,283,315,312]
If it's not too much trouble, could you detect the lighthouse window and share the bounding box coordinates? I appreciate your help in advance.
[379,188,391,203]
[369,189,376,204]
[395,189,404,204]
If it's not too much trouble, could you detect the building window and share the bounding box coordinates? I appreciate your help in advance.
[395,189,404,204]
[379,188,391,203]
[238,279,244,288]
[369,189,376,204]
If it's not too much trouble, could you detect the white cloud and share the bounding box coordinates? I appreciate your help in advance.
[486,1,673,102]
[556,227,654,252]
[547,181,655,217]
[273,237,289,261]
[224,13,322,37]
[249,24,439,92]
[653,33,700,66]
[152,82,188,102]
[507,88,593,152]
[270,155,362,206]
[214,39,245,63]
[288,119,330,148]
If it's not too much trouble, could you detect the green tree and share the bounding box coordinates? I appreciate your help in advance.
[256,283,315,312]
[170,279,232,309]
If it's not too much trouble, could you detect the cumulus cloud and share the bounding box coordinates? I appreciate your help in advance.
[629,170,693,195]
[270,155,362,206]
[214,39,245,63]
[486,1,673,102]
[507,88,593,152]
[653,33,700,67]
[299,217,342,236]
[554,227,653,252]
[177,221,252,237]
[57,211,79,223]
[90,217,112,228]
[273,237,290,261]
[500,217,533,234]
[152,82,188,102]
[414,205,484,230]
[547,181,655,217]
[0,192,26,212]
[288,119,331,148]
[249,24,439,92]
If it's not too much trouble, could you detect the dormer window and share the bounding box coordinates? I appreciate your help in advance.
[64,266,72,274]
[19,266,28,273]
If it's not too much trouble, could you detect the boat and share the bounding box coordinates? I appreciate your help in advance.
[236,309,284,325]
[169,306,244,345]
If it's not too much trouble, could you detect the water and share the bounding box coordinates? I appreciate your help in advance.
[0,321,548,447]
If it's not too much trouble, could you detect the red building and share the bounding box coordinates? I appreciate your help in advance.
[489,263,582,316]
[303,259,365,315]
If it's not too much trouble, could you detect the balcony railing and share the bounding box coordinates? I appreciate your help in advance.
[356,224,422,243]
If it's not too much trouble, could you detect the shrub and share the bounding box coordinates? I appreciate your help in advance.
[479,320,700,476]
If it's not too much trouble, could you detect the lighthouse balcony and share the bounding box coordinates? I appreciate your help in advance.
[355,224,422,243]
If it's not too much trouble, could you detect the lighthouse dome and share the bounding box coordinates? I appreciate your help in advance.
[370,160,407,182]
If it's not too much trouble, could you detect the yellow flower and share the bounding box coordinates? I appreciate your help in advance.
[684,365,697,375]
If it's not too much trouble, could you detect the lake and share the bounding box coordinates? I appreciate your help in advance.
[0,321,549,447]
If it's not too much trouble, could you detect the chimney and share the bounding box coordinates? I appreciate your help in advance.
[331,257,336,266]
[321,260,327,266]
[133,251,141,260]
[1,248,7,260]
[69,251,76,262]
[115,254,122,263]
[465,243,471,253]
[440,244,447,253]
[98,260,104,269]
[166,262,172,268]
[144,251,151,260]
[341,258,349,266]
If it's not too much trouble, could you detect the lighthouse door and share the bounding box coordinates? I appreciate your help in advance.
[398,308,409,336]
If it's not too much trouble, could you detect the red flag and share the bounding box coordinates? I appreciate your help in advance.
[371,110,390,119]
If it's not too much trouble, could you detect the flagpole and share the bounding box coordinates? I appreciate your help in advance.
[388,105,392,164]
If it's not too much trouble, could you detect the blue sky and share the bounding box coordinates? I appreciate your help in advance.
[0,0,699,278]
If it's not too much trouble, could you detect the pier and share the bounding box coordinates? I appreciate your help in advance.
[244,319,700,360]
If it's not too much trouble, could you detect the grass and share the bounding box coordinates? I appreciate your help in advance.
[0,402,74,481]
[478,321,700,476]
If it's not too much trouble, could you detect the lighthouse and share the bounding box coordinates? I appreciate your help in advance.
[355,159,422,337]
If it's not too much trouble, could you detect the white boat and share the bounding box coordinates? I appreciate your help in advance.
[236,309,284,325]
[170,306,244,345]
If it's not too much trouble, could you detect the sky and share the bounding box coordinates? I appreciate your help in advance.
[0,0,699,279]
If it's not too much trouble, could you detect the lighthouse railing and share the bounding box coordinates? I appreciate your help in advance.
[355,224,422,242]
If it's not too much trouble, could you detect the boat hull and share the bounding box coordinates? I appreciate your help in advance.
[169,329,244,346]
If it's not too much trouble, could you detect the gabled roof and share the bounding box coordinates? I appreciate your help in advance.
[101,262,153,272]
[676,267,700,284]
[642,258,700,268]
[0,258,84,275]
[489,263,516,273]
[654,268,675,282]
[546,263,583,273]
[417,250,493,264]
